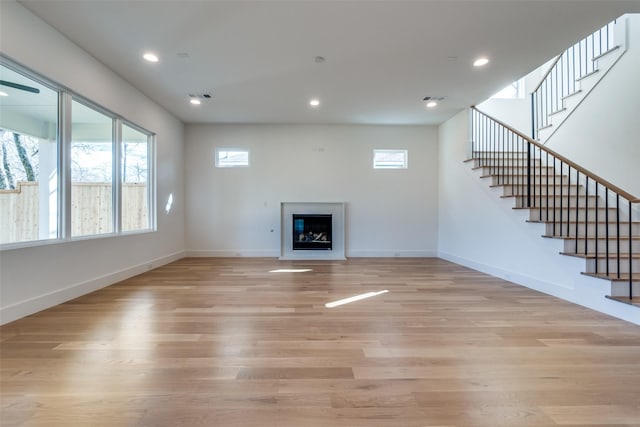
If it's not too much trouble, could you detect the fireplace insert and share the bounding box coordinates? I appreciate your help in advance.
[292,214,332,250]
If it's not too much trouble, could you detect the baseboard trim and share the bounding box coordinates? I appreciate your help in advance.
[438,251,573,292]
[438,251,640,326]
[185,250,280,258]
[348,250,438,258]
[185,250,438,259]
[0,250,186,325]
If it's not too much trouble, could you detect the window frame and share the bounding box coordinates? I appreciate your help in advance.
[215,147,250,168]
[0,56,156,250]
[373,149,408,169]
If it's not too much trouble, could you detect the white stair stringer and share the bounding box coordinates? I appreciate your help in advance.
[469,152,640,305]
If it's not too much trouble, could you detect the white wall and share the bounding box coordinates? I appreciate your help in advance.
[185,124,439,257]
[0,1,186,324]
[438,110,639,325]
[545,14,640,197]
[476,67,546,135]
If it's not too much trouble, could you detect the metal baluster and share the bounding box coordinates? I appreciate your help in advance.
[576,171,581,253]
[546,151,550,221]
[576,175,598,259]
[595,182,599,273]
[553,156,557,232]
[573,168,578,243]
[560,162,564,236]
[606,190,610,276]
[616,194,620,278]
[629,202,633,300]
[527,140,531,208]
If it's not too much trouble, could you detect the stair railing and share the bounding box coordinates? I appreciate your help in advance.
[471,106,639,300]
[531,20,617,140]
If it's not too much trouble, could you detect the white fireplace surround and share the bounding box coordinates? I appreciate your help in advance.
[280,202,346,260]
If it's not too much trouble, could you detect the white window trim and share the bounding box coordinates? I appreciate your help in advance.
[373,149,408,169]
[215,147,250,168]
[0,56,156,250]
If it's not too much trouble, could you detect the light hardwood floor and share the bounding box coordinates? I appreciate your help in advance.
[1,258,639,426]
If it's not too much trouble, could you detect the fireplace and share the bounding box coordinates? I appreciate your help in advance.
[292,214,332,250]
[280,202,345,260]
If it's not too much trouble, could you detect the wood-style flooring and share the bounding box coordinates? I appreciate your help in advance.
[1,257,639,426]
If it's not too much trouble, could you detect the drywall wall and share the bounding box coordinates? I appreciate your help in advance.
[545,14,640,197]
[0,1,186,324]
[185,124,439,257]
[438,109,639,325]
[476,67,548,136]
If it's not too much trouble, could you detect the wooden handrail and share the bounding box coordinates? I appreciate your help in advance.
[471,106,640,203]
[531,54,562,93]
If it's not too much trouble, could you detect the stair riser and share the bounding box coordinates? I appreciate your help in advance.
[490,176,570,186]
[584,259,640,274]
[502,186,585,197]
[472,152,529,160]
[478,166,554,176]
[514,197,600,209]
[609,282,640,298]
[527,208,624,222]
[564,240,640,254]
[544,223,640,237]
[474,159,541,168]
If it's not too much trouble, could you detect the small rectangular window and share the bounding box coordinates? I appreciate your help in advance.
[373,149,407,169]
[215,148,249,167]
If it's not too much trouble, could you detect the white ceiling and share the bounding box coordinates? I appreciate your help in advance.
[17,0,640,125]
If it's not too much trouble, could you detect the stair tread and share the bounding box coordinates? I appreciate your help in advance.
[583,272,639,282]
[480,173,568,180]
[604,296,640,307]
[549,107,567,116]
[561,90,583,100]
[473,166,553,170]
[504,194,598,199]
[543,235,640,240]
[515,206,616,210]
[528,220,640,224]
[592,44,621,61]
[560,252,640,259]
[576,69,599,81]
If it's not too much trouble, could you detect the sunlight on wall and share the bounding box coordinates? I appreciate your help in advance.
[165,193,173,214]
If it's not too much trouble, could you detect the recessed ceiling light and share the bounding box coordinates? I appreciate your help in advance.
[426,101,438,108]
[309,98,320,107]
[473,57,490,67]
[143,52,159,63]
[190,98,201,105]
[0,91,8,97]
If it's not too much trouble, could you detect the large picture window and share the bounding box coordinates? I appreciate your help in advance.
[71,100,114,237]
[0,63,59,245]
[121,124,150,232]
[0,59,155,248]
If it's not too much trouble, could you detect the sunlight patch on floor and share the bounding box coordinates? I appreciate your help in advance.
[325,290,389,308]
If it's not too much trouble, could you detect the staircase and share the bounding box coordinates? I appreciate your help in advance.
[469,107,640,306]
[532,18,628,142]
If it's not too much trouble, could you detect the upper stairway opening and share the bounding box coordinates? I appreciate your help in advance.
[477,13,640,199]
[478,14,635,143]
